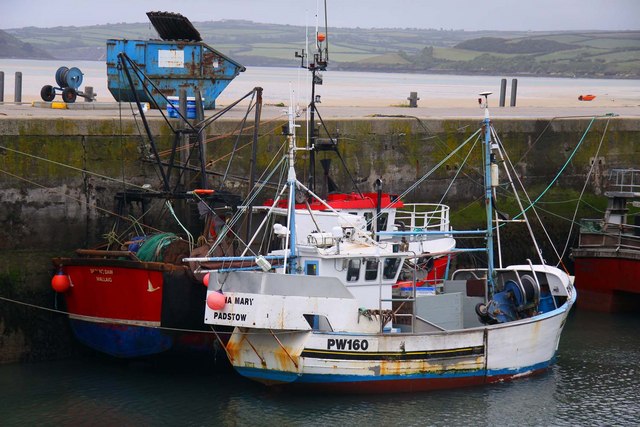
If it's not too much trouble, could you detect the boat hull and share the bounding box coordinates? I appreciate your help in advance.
[572,249,640,312]
[54,258,216,358]
[224,306,571,393]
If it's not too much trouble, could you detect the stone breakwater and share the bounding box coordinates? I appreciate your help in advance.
[0,109,638,363]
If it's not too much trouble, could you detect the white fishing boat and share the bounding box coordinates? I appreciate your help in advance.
[190,91,576,392]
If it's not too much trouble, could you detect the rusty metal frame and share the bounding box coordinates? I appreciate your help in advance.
[269,329,299,369]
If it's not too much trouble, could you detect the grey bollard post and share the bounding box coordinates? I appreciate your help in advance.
[14,71,22,103]
[407,91,420,108]
[0,71,4,102]
[510,78,518,107]
[499,78,507,107]
[83,86,94,102]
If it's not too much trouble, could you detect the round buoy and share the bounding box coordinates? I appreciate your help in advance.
[51,271,71,293]
[206,291,226,310]
[202,272,210,287]
[317,32,326,42]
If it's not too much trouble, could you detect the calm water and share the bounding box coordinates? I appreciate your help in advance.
[1,310,638,426]
[1,58,639,107]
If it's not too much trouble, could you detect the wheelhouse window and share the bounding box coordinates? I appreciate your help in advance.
[346,259,361,282]
[365,258,379,281]
[305,261,318,276]
[364,212,373,231]
[378,213,389,232]
[383,258,401,280]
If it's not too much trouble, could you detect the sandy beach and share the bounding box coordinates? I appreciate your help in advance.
[1,59,639,115]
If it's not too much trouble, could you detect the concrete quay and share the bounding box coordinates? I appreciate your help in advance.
[1,100,640,120]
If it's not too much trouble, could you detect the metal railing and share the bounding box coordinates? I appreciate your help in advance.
[609,169,640,193]
[578,219,640,250]
[396,203,451,232]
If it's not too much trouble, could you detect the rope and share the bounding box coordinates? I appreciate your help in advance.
[513,116,598,219]
[166,200,194,251]
[0,295,311,337]
[0,168,165,236]
[0,145,159,194]
[364,127,482,232]
[557,118,611,265]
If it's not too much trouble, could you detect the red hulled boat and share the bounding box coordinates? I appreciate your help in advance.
[572,169,640,312]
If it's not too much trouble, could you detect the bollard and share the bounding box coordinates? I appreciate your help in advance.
[407,91,420,108]
[83,86,94,102]
[14,71,22,103]
[510,78,518,107]
[0,71,4,102]
[499,78,507,107]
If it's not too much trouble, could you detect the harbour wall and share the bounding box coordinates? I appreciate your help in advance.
[0,114,638,363]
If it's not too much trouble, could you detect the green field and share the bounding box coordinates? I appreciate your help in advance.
[3,22,638,78]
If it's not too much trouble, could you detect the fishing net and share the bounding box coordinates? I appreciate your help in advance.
[135,233,181,262]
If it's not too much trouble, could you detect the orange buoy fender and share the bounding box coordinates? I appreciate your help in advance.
[51,270,71,293]
[206,291,226,310]
[202,272,210,287]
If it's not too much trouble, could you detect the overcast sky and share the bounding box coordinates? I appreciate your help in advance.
[1,0,639,31]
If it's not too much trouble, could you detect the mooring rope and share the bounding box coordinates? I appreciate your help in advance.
[0,294,310,337]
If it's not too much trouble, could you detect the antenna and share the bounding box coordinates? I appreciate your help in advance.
[296,0,330,193]
[478,91,492,109]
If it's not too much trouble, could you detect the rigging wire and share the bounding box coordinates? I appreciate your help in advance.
[492,116,605,271]
[0,168,165,236]
[557,118,611,266]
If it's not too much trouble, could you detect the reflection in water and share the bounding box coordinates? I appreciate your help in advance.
[1,310,639,425]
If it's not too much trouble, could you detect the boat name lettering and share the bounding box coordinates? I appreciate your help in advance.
[212,312,247,322]
[95,276,112,283]
[90,268,114,275]
[327,338,369,351]
[228,296,253,306]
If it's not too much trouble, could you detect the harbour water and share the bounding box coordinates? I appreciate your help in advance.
[1,59,639,108]
[1,309,638,425]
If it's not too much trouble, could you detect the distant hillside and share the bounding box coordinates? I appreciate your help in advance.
[3,21,639,78]
[0,29,54,59]
[455,37,577,54]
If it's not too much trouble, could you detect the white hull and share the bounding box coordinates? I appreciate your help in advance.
[207,268,575,391]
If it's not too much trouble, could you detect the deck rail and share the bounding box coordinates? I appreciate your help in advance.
[396,203,450,232]
[578,219,640,250]
[609,168,640,193]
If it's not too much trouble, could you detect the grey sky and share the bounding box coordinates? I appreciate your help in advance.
[1,0,638,31]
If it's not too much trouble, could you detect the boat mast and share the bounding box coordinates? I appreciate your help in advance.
[480,92,496,291]
[296,1,328,193]
[284,99,298,274]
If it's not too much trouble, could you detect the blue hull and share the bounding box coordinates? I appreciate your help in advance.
[69,319,174,358]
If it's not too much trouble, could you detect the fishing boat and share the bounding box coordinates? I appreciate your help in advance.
[572,169,640,312]
[578,95,596,101]
[192,92,576,393]
[50,51,260,358]
[261,20,455,287]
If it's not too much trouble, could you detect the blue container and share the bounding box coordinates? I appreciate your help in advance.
[166,96,205,119]
[106,39,245,109]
